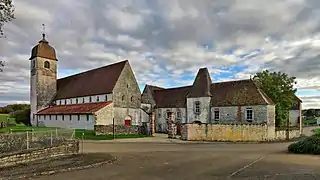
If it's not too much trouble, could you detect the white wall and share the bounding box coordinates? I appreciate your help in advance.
[155,108,186,133]
[187,97,211,124]
[56,93,113,105]
[113,107,141,125]
[37,114,95,130]
[95,103,114,125]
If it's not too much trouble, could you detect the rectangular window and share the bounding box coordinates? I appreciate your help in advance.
[59,100,61,105]
[77,115,80,121]
[86,114,89,121]
[82,98,85,103]
[62,115,64,121]
[194,101,201,114]
[49,115,51,120]
[246,108,253,122]
[105,95,108,101]
[55,115,57,120]
[214,110,220,120]
[89,97,92,102]
[177,110,182,119]
[44,115,46,120]
[70,99,72,104]
[97,96,99,102]
[69,115,72,121]
[76,98,78,104]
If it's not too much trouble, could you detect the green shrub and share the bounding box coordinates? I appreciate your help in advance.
[288,135,320,154]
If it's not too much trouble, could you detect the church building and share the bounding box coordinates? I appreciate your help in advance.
[29,34,147,130]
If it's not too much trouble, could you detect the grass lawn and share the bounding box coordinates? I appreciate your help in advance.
[0,114,18,125]
[303,118,317,125]
[75,129,149,140]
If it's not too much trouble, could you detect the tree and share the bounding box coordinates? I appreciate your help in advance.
[10,107,31,126]
[0,0,15,37]
[0,0,15,72]
[253,70,297,127]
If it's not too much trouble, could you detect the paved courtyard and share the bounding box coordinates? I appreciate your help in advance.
[33,139,320,180]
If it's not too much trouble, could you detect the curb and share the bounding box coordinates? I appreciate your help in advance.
[3,156,117,180]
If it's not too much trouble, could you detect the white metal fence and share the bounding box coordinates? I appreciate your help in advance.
[0,129,75,154]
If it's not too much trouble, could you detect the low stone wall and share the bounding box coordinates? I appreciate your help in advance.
[95,124,148,135]
[181,123,301,142]
[274,129,300,140]
[0,140,79,168]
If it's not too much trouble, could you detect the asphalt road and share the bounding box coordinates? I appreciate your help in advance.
[33,141,320,180]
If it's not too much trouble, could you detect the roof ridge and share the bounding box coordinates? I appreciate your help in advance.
[58,60,128,81]
[211,79,251,85]
[154,85,192,91]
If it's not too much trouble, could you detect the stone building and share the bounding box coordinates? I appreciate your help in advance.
[29,34,148,130]
[141,68,302,133]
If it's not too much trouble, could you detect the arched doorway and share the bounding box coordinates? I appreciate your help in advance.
[124,115,132,126]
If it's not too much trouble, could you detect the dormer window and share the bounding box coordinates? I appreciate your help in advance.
[44,61,50,69]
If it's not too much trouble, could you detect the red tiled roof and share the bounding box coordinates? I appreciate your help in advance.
[54,60,127,100]
[37,102,112,115]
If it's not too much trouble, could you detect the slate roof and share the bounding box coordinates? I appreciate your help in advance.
[152,79,276,108]
[54,60,127,100]
[37,102,112,115]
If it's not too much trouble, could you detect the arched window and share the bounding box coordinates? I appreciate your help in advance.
[44,61,50,69]
[130,96,134,102]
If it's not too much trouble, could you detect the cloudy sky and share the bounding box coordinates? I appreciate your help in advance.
[0,0,320,109]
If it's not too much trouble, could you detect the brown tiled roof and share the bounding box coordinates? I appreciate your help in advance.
[187,68,212,98]
[54,60,127,100]
[210,79,273,106]
[37,102,112,115]
[154,86,191,108]
[151,79,274,108]
[29,35,57,61]
[148,85,165,99]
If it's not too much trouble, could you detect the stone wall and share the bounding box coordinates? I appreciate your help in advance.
[0,140,79,168]
[181,123,301,142]
[95,124,149,135]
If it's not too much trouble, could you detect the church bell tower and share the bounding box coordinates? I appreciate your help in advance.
[29,30,57,126]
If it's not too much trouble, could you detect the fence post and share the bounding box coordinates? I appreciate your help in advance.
[26,131,29,150]
[31,129,34,142]
[81,133,84,154]
[50,130,53,146]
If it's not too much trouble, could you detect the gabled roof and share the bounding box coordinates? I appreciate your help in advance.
[37,102,112,115]
[150,79,275,108]
[187,68,212,98]
[54,60,127,100]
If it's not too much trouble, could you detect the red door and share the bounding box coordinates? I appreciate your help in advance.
[124,120,131,126]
